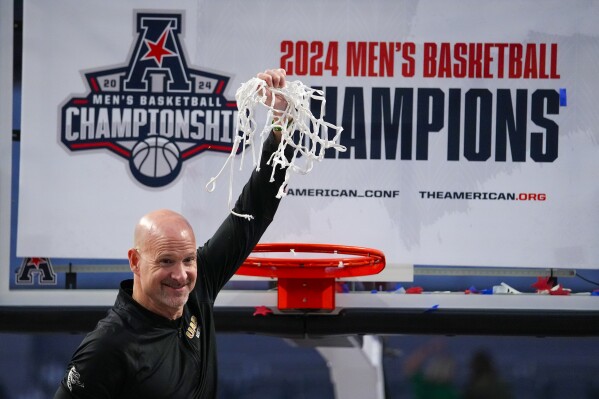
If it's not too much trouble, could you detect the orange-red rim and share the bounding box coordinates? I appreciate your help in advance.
[236,243,386,279]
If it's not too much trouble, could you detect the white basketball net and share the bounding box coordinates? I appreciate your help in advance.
[206,77,346,220]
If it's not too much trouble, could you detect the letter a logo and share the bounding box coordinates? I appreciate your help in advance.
[124,14,191,92]
[15,257,57,285]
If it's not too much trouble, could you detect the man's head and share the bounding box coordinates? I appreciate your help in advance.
[128,209,197,320]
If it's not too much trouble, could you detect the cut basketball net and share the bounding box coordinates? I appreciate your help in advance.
[205,77,346,219]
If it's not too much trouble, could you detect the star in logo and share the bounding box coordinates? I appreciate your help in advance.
[141,28,175,66]
[28,257,46,268]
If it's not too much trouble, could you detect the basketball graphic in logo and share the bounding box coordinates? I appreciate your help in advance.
[130,136,182,187]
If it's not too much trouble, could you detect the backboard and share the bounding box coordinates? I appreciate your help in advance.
[1,1,598,333]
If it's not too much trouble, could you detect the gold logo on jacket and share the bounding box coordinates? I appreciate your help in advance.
[186,315,200,339]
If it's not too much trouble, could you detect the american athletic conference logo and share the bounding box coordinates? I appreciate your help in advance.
[60,12,238,187]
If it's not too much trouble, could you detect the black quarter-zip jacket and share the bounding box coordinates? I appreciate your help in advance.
[55,133,286,398]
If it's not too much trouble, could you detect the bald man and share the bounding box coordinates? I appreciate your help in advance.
[55,69,290,399]
[130,209,198,320]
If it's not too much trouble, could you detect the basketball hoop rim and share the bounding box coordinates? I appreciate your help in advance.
[236,243,386,279]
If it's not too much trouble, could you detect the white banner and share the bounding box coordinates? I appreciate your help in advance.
[18,0,599,269]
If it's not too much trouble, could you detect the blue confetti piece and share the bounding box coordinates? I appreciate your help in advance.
[370,289,378,294]
[481,288,493,295]
[424,304,439,313]
[559,88,567,106]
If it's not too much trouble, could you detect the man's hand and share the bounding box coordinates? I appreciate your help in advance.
[257,68,288,142]
[256,68,288,111]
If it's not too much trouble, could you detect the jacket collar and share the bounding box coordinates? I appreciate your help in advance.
[115,279,182,329]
